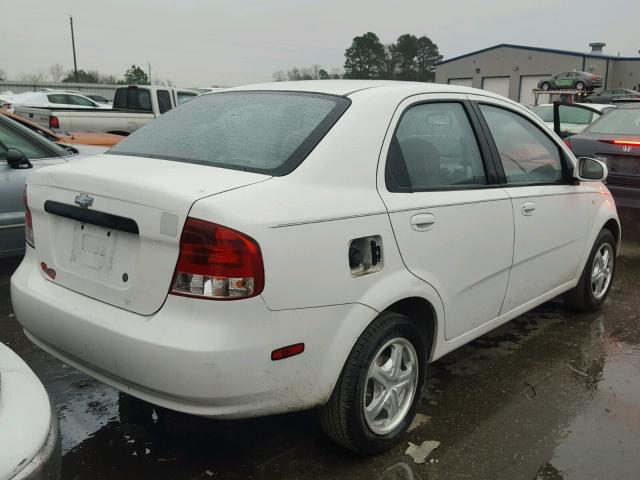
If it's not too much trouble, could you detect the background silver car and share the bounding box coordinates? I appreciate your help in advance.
[0,115,78,258]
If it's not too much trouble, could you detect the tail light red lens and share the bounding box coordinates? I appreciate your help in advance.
[49,115,59,129]
[23,185,34,248]
[170,218,264,300]
[599,139,640,147]
[563,138,572,150]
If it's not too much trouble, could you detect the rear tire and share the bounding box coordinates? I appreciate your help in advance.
[575,81,585,91]
[564,229,616,311]
[319,312,427,454]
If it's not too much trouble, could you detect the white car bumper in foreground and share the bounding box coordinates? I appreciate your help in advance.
[11,249,376,419]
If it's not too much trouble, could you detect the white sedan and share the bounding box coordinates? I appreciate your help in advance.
[0,342,60,479]
[10,91,110,110]
[11,81,620,454]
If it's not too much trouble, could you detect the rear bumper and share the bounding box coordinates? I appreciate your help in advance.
[11,249,376,418]
[608,184,640,209]
[12,404,61,480]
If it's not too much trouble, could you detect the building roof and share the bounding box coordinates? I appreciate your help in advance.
[438,43,640,66]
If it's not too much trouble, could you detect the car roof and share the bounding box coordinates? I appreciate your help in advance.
[219,79,511,100]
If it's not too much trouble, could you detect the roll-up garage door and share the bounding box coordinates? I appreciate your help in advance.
[482,77,510,98]
[519,75,552,106]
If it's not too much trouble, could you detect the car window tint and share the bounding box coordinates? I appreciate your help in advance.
[0,121,52,160]
[387,102,487,190]
[114,89,152,112]
[109,91,350,175]
[588,108,640,135]
[157,90,172,114]
[177,92,198,104]
[479,104,563,185]
[67,95,96,107]
[47,94,67,104]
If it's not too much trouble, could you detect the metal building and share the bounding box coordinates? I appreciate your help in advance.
[435,43,640,105]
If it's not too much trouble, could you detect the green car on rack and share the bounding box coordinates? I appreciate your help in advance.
[538,71,603,91]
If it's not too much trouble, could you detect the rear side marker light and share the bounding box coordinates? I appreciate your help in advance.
[170,217,264,300]
[271,343,305,361]
[49,115,59,129]
[23,185,35,248]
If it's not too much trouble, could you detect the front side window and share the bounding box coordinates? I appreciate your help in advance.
[109,91,350,175]
[67,94,97,107]
[386,102,487,190]
[479,104,564,185]
[0,121,54,160]
[47,94,67,104]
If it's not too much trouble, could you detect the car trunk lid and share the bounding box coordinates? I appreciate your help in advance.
[27,154,270,315]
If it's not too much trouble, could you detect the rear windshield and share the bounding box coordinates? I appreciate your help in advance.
[113,88,152,112]
[108,91,350,175]
[588,108,640,135]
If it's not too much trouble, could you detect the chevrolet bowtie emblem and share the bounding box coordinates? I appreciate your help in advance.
[75,193,94,208]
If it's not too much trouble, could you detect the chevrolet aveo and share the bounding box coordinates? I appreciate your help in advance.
[11,81,620,454]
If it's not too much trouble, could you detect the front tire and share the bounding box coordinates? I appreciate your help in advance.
[575,81,585,91]
[565,229,616,311]
[541,82,551,91]
[319,312,426,454]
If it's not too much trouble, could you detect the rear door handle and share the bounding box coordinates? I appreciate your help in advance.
[521,202,537,216]
[410,213,436,231]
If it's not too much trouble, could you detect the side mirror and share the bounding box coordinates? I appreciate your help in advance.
[6,148,32,169]
[576,157,607,182]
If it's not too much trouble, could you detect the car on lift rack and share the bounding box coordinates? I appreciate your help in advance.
[538,71,603,91]
[12,81,619,454]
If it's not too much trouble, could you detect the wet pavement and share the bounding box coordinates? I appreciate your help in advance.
[1,209,639,480]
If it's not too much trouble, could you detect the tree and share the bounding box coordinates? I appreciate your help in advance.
[120,65,149,85]
[18,71,46,83]
[344,32,386,79]
[0,68,7,81]
[318,69,330,80]
[390,34,420,80]
[48,63,66,82]
[415,36,443,81]
[62,69,100,83]
[272,64,339,81]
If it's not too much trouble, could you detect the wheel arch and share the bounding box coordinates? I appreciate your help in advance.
[382,296,438,362]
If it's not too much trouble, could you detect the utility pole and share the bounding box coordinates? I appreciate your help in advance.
[148,63,151,85]
[69,15,78,82]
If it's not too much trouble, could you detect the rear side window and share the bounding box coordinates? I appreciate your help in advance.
[157,90,172,114]
[386,102,487,191]
[113,88,152,112]
[480,104,563,185]
[177,91,197,104]
[108,91,350,175]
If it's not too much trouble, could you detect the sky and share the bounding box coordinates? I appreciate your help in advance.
[1,0,639,87]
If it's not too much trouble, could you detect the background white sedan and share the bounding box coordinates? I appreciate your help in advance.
[9,91,110,110]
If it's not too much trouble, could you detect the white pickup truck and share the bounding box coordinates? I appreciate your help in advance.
[14,85,199,135]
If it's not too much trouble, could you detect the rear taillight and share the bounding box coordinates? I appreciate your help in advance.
[563,138,572,149]
[170,218,264,300]
[49,115,59,129]
[23,185,34,248]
